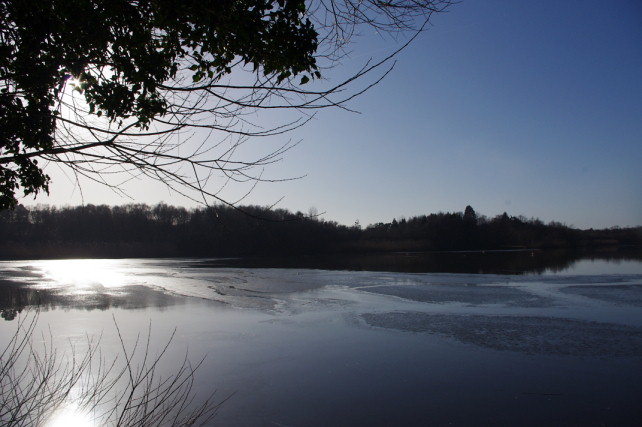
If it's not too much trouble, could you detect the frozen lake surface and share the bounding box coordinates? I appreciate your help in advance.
[1,255,641,426]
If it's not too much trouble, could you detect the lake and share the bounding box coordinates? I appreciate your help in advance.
[1,250,642,426]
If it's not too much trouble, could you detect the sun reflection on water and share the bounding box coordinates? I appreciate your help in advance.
[35,259,127,288]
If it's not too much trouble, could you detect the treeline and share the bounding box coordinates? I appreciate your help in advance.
[0,204,355,258]
[357,206,642,252]
[0,204,640,259]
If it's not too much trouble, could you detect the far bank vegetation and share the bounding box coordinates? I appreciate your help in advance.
[1,204,640,259]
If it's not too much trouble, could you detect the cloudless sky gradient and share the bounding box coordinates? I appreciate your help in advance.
[24,0,642,229]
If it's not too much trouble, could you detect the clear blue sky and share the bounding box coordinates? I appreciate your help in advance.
[25,0,642,229]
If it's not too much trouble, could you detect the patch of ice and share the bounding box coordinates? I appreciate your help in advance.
[362,312,642,358]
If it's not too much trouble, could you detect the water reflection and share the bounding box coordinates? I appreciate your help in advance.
[1,249,641,321]
[207,247,642,274]
[0,259,147,319]
[34,259,126,289]
[0,279,186,321]
[1,252,641,426]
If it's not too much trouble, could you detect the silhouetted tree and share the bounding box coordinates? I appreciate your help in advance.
[0,0,451,210]
[463,205,477,225]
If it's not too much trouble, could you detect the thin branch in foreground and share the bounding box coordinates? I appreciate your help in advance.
[0,311,228,426]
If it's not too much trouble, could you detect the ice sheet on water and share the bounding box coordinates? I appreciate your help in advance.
[361,312,642,358]
[352,283,554,307]
[561,285,642,307]
[2,259,642,315]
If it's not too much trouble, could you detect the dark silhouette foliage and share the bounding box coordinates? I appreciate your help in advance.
[0,204,640,260]
[0,0,451,209]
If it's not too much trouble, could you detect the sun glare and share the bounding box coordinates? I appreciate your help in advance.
[44,403,94,427]
[37,259,125,288]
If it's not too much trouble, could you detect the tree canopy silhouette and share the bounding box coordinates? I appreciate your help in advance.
[0,0,450,210]
[2,203,640,260]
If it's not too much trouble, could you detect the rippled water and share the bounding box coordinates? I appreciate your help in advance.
[1,254,641,426]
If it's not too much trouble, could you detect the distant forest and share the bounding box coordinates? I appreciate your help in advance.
[1,204,640,259]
